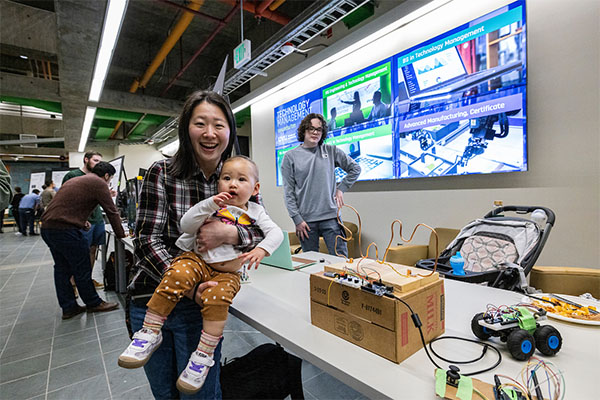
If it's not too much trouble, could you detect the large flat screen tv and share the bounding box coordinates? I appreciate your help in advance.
[274,0,526,185]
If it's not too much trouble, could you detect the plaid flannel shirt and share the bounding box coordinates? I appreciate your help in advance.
[129,158,264,295]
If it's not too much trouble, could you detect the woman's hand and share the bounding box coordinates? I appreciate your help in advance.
[185,281,218,304]
[196,219,239,252]
[334,189,344,209]
[295,221,310,241]
[239,247,268,270]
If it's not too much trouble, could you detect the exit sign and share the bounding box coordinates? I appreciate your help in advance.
[234,39,251,69]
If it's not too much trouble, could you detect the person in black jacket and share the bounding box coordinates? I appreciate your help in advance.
[10,186,25,235]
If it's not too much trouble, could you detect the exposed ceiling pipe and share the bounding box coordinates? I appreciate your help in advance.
[0,137,65,146]
[131,0,205,91]
[219,0,290,25]
[41,59,48,80]
[156,0,222,25]
[125,113,147,139]
[160,3,241,96]
[109,0,205,139]
[268,0,286,11]
[255,0,276,16]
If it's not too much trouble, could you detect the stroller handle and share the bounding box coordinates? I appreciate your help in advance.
[485,205,556,226]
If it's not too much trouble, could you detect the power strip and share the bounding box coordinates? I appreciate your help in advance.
[335,275,365,288]
[324,271,394,296]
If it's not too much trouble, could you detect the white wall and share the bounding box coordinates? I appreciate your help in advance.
[114,144,164,182]
[245,0,600,268]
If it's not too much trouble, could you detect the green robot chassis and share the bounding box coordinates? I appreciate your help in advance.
[471,306,562,361]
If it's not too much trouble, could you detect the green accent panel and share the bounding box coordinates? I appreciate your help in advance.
[94,127,114,140]
[140,114,169,125]
[0,96,62,113]
[130,121,154,137]
[235,107,251,128]
[93,119,117,128]
[342,2,374,30]
[95,108,144,122]
[517,307,537,333]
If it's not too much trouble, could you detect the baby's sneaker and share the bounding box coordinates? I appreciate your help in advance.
[176,351,215,395]
[118,328,162,369]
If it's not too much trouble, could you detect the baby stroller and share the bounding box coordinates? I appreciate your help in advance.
[416,206,555,292]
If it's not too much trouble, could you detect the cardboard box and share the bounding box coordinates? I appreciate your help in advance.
[310,260,445,363]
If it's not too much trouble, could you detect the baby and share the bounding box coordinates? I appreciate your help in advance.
[118,156,283,395]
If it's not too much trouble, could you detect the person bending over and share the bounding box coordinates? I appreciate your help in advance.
[119,156,283,395]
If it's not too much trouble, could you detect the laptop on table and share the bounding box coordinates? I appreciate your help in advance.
[261,233,316,270]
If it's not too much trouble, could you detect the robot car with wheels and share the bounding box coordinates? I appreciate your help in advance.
[471,305,562,361]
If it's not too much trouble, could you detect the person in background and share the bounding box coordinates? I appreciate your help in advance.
[10,186,25,235]
[327,107,338,132]
[367,90,389,120]
[0,161,12,233]
[39,179,56,214]
[18,189,40,236]
[281,113,361,257]
[41,161,124,319]
[128,90,265,399]
[63,151,106,288]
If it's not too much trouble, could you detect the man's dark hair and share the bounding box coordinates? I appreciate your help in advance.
[297,113,328,145]
[32,189,40,194]
[14,186,22,193]
[45,179,53,187]
[91,161,116,177]
[84,151,102,161]
[172,90,237,179]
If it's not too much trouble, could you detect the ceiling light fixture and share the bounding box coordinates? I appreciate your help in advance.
[1,153,62,159]
[280,42,328,57]
[19,55,28,59]
[78,106,97,152]
[88,0,129,102]
[232,0,451,114]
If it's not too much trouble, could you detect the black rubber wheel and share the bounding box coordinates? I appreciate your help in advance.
[507,329,535,361]
[471,313,491,340]
[534,325,562,356]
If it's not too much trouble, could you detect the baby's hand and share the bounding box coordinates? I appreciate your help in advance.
[238,248,269,270]
[213,192,232,207]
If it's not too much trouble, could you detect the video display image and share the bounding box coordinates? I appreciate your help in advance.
[273,0,526,185]
[394,2,527,177]
[322,61,394,182]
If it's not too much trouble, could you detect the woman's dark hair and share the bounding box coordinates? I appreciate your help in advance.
[14,186,22,193]
[296,113,328,145]
[171,90,237,179]
[91,161,116,177]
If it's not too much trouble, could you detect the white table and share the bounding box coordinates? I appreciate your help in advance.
[230,252,598,399]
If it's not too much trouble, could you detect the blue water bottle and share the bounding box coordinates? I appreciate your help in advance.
[450,251,465,275]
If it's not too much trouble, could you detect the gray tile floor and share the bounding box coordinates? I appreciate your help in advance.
[0,230,366,399]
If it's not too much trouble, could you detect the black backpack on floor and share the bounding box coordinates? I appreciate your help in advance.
[221,343,304,399]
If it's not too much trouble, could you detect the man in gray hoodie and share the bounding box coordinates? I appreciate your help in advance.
[281,113,361,257]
